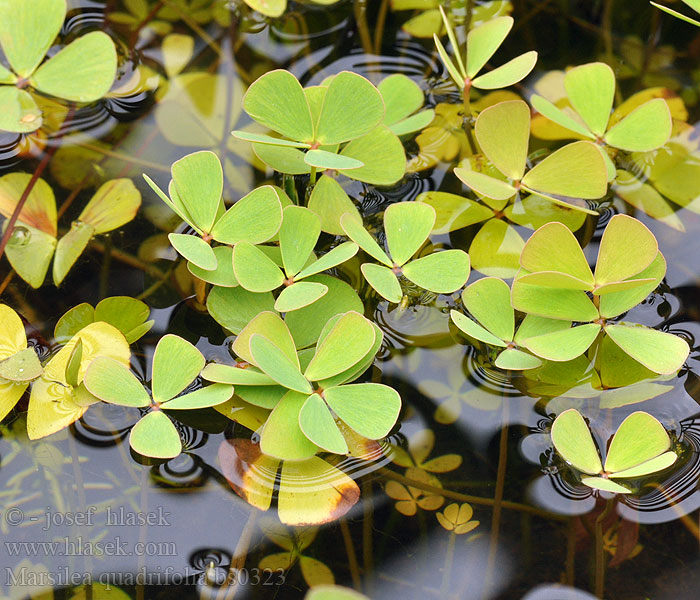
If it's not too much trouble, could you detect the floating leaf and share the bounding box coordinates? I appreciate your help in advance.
[168,233,216,270]
[0,86,42,133]
[30,31,117,102]
[78,178,141,234]
[275,282,328,312]
[130,410,182,459]
[604,411,671,473]
[338,126,407,186]
[305,312,375,382]
[207,286,276,335]
[462,277,514,342]
[511,279,598,322]
[453,168,517,201]
[299,393,348,454]
[278,457,360,526]
[521,141,608,200]
[340,213,392,266]
[324,383,401,439]
[308,176,361,235]
[418,191,493,233]
[475,100,529,180]
[611,451,677,479]
[385,202,435,266]
[250,334,313,394]
[519,323,600,361]
[594,214,657,285]
[27,322,130,439]
[0,347,42,382]
[280,206,321,278]
[0,0,65,78]
[286,275,363,349]
[494,348,542,370]
[469,219,523,278]
[52,222,95,285]
[304,149,364,170]
[604,98,671,152]
[361,263,402,303]
[0,172,57,235]
[296,242,359,280]
[188,246,238,287]
[152,335,204,403]
[233,311,298,367]
[581,476,631,494]
[551,409,602,474]
[171,151,222,233]
[201,363,275,386]
[403,250,470,293]
[466,16,513,78]
[451,310,507,346]
[598,252,665,318]
[315,72,385,145]
[163,383,232,409]
[604,323,689,374]
[260,390,318,460]
[84,357,150,407]
[233,241,285,293]
[472,51,538,90]
[212,185,283,245]
[242,70,314,143]
[565,62,615,137]
[520,221,594,285]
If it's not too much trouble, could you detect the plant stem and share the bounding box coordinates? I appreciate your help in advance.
[309,166,318,185]
[362,479,374,594]
[373,0,390,54]
[220,509,258,600]
[484,421,509,597]
[440,531,457,594]
[354,0,374,55]
[340,518,363,591]
[594,497,614,598]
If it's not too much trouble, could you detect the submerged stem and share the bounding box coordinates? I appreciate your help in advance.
[594,497,615,598]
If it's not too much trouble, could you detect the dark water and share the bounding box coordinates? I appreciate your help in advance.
[1,1,700,599]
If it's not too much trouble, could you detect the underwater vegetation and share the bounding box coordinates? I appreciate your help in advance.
[0,0,699,598]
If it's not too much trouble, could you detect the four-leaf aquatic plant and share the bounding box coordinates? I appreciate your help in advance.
[0,0,117,132]
[433,8,537,107]
[232,205,359,311]
[530,62,672,179]
[511,215,690,374]
[232,69,406,186]
[455,100,608,214]
[202,311,401,459]
[551,409,678,494]
[341,202,470,303]
[144,150,284,272]
[451,277,577,370]
[83,335,234,459]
